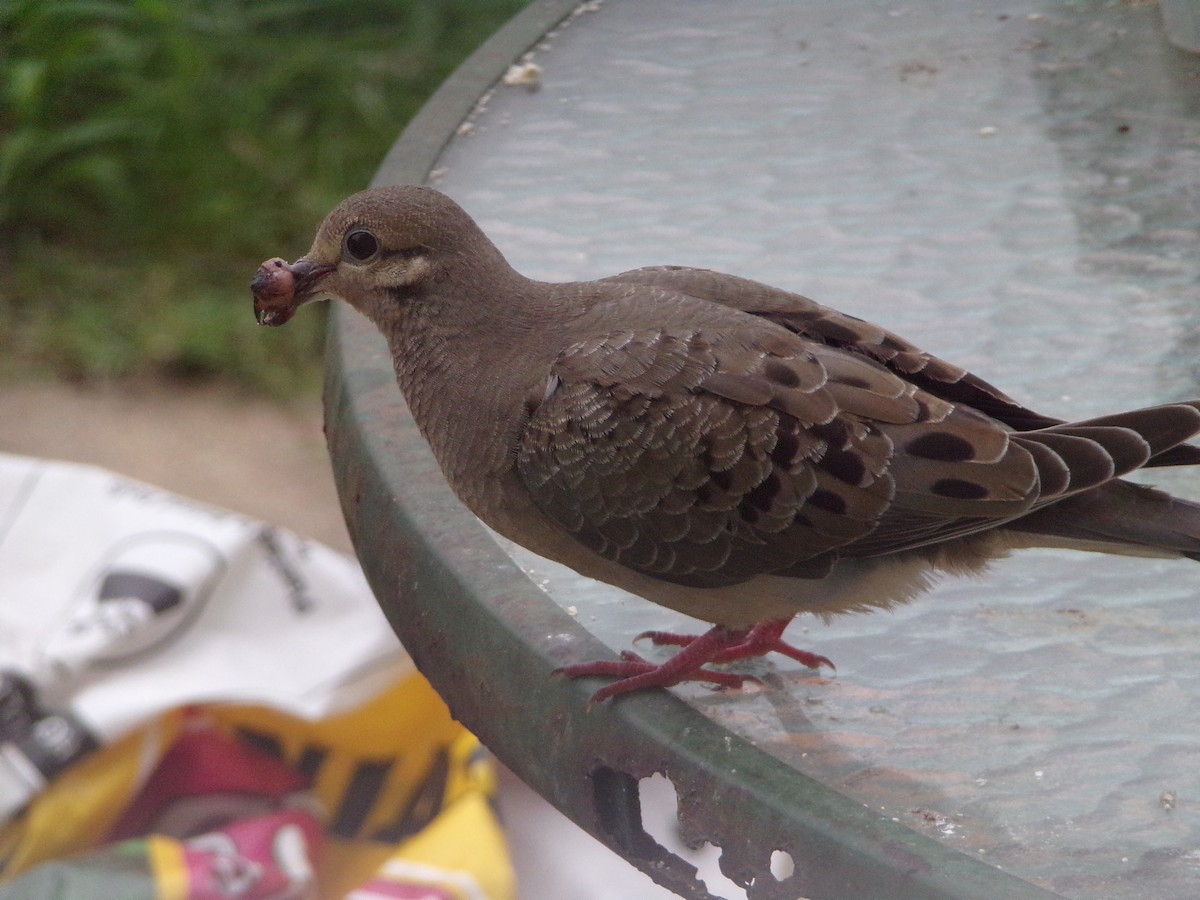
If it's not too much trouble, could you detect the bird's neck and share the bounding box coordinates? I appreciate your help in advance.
[381,268,567,504]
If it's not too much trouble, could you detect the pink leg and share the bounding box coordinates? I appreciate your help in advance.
[556,616,833,705]
[711,617,835,671]
[554,624,761,706]
[639,617,834,671]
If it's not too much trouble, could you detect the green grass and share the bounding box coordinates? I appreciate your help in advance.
[0,0,527,394]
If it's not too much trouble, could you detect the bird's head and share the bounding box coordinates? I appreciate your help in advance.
[251,184,488,328]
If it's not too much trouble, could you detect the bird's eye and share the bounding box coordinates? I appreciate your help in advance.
[343,229,380,262]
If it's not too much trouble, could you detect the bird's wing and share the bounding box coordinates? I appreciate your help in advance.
[515,319,1104,588]
[601,266,1200,468]
[600,266,1057,430]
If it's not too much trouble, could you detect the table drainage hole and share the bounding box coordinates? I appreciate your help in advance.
[639,772,749,900]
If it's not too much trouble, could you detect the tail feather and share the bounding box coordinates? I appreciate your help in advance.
[1004,402,1200,559]
[1146,443,1200,468]
[1008,480,1200,560]
[1066,403,1200,458]
[1014,427,1149,495]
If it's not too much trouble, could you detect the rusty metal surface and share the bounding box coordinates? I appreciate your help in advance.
[321,1,1078,897]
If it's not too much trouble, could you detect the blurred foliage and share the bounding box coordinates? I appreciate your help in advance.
[0,0,526,394]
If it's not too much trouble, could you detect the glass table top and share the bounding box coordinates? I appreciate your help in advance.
[421,1,1200,895]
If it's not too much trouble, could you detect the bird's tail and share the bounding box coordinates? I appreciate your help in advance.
[1009,479,1200,560]
[1006,401,1200,560]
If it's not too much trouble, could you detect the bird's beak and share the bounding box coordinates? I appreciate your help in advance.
[251,257,337,327]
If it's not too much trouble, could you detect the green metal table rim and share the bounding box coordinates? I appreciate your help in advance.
[323,1,1062,897]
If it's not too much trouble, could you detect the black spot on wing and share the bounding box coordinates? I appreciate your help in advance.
[822,448,867,486]
[906,431,976,462]
[931,478,989,500]
[763,359,803,388]
[808,488,848,514]
[811,419,849,448]
[771,430,801,467]
[742,470,783,511]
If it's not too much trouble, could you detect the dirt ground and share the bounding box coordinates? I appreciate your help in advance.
[0,380,351,553]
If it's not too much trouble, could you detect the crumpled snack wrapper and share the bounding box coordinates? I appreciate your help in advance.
[0,454,513,899]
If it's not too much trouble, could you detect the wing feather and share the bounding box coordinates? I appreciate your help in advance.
[517,321,1044,587]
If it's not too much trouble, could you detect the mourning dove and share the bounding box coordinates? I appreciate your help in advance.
[252,185,1200,704]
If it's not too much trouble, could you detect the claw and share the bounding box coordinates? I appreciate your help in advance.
[712,619,836,672]
[633,629,694,648]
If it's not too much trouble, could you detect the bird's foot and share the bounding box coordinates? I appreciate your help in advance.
[555,651,758,707]
[555,617,831,706]
[638,617,836,672]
